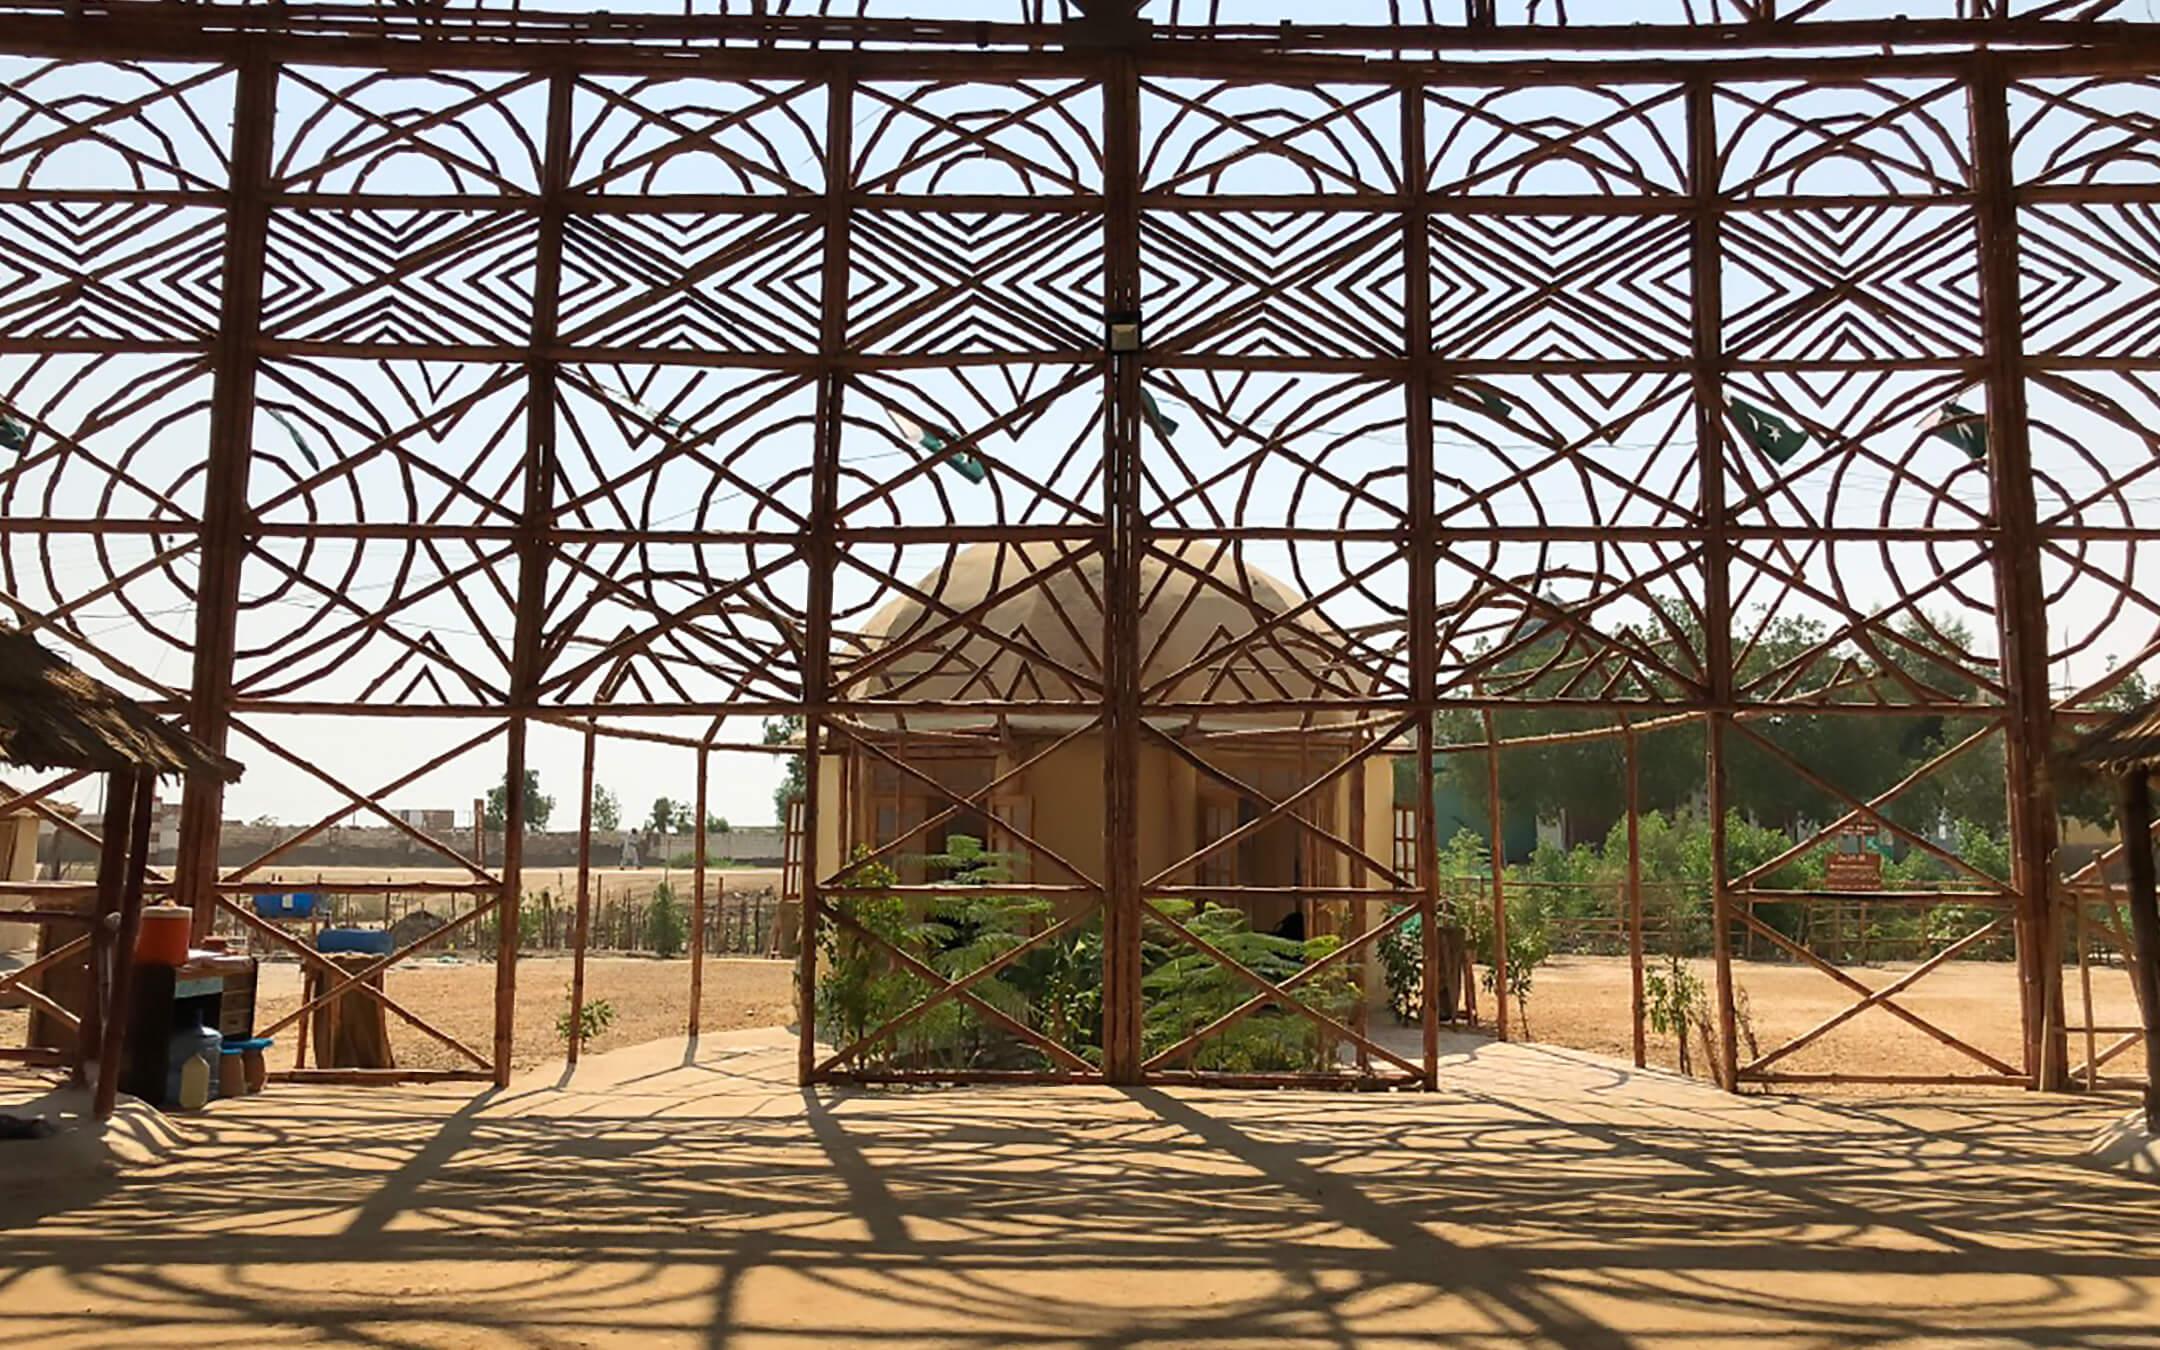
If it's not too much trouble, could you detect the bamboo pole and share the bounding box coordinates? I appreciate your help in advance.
[1349,732,1370,1069]
[690,748,708,1039]
[2118,771,2160,1122]
[1689,75,1739,1095]
[1100,45,1144,1086]
[2078,893,2097,1092]
[798,68,853,1085]
[1481,705,1508,1042]
[1972,53,2068,1090]
[93,771,154,1120]
[76,771,132,1076]
[569,727,595,1065]
[1626,718,1646,1069]
[175,53,274,942]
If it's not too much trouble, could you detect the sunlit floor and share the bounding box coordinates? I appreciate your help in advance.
[4,1027,2156,1348]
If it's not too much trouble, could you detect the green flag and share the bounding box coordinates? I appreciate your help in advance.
[1929,403,1986,461]
[1728,396,1810,464]
[1440,379,1516,419]
[598,382,690,432]
[1141,388,1180,440]
[887,408,986,485]
[0,415,27,452]
[264,408,322,471]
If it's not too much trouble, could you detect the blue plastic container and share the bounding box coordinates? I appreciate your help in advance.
[316,927,393,956]
[252,891,319,919]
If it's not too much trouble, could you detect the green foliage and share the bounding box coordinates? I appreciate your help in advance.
[647,881,687,958]
[1643,952,1707,1077]
[2057,669,2153,831]
[647,797,691,835]
[1378,907,1424,1025]
[555,983,616,1045]
[1458,873,1552,1032]
[811,835,1356,1074]
[814,837,1055,1070]
[591,784,621,832]
[484,769,554,831]
[1142,900,1355,1073]
[765,716,806,826]
[1424,609,2033,848]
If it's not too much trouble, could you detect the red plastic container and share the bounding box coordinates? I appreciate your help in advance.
[136,904,191,966]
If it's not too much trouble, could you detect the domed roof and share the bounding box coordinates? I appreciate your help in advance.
[842,541,1364,723]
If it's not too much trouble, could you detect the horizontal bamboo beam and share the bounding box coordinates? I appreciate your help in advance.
[270,1068,496,1085]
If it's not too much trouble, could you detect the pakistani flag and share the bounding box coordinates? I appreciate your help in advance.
[1728,396,1810,464]
[1440,379,1516,419]
[1928,403,1986,461]
[887,408,986,485]
[598,382,691,434]
[264,407,322,471]
[1141,388,1181,440]
[0,413,27,452]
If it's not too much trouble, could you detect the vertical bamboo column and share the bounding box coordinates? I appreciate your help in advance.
[93,771,155,1120]
[2118,770,2160,1122]
[1402,70,1442,1087]
[1349,731,1371,1068]
[496,70,574,1088]
[568,726,595,1065]
[797,68,854,1085]
[690,747,708,1037]
[176,52,276,941]
[1100,48,1145,1085]
[1688,76,1740,1092]
[1626,717,1646,1068]
[78,770,133,1078]
[1972,53,2067,1090]
[1481,704,1508,1042]
[2077,892,2095,1091]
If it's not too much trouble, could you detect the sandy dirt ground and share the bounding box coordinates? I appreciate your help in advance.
[14,949,2148,1085]
[253,954,797,1072]
[4,1028,2156,1348]
[1481,953,2150,1087]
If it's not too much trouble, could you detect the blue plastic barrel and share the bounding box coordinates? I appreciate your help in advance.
[316,927,393,956]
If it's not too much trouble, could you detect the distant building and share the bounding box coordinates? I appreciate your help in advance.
[397,808,458,831]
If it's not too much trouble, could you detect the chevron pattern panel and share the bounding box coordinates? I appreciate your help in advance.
[1144,211,1404,358]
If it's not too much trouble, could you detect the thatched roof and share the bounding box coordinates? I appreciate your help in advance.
[0,628,241,780]
[2067,699,2160,777]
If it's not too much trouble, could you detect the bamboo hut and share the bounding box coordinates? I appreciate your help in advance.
[0,627,241,1117]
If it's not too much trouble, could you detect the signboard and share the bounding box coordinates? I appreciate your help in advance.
[1824,850,1883,891]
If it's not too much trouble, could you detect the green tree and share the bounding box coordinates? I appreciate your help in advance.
[1425,607,2022,850]
[591,784,621,832]
[484,769,554,831]
[647,881,687,957]
[647,797,690,834]
[765,715,805,825]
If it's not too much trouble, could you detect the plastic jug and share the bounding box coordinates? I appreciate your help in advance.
[165,1013,224,1109]
[177,1054,211,1111]
[136,904,191,966]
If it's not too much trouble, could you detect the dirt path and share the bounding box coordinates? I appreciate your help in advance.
[4,1030,2154,1347]
[1474,953,2147,1086]
[253,955,795,1072]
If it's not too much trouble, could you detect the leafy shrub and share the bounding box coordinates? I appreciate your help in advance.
[1141,900,1355,1073]
[555,983,616,1045]
[647,882,687,958]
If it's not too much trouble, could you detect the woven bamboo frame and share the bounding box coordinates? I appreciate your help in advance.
[3,4,2157,1091]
